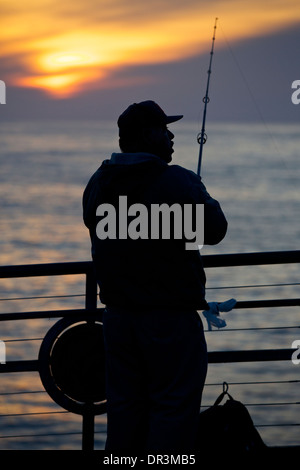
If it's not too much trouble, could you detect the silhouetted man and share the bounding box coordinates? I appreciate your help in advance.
[83,100,227,451]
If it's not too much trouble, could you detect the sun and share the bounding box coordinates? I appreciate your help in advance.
[53,53,87,65]
[16,73,82,98]
[13,49,105,98]
[40,51,96,71]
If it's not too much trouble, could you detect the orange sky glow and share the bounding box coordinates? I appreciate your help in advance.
[2,0,300,98]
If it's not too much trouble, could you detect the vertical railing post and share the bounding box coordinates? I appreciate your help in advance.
[82,267,98,450]
[82,408,95,451]
[85,267,98,311]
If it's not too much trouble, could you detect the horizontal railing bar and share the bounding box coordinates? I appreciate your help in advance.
[0,390,46,396]
[235,299,300,309]
[0,308,104,322]
[4,381,294,397]
[2,379,296,394]
[0,411,68,418]
[0,294,85,302]
[207,282,300,290]
[0,298,298,322]
[0,250,299,280]
[256,423,300,427]
[1,349,297,372]
[208,349,297,363]
[6,403,300,419]
[0,261,93,279]
[206,326,300,333]
[3,338,43,343]
[9,325,295,340]
[205,379,300,386]
[8,327,298,340]
[0,360,38,373]
[0,431,85,439]
[202,250,300,268]
[0,430,107,440]
[1,379,293,394]
[201,401,300,409]
[244,402,300,407]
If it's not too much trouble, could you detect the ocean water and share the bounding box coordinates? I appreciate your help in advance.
[0,119,299,449]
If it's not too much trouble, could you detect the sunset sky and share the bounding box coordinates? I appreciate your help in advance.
[1,0,300,120]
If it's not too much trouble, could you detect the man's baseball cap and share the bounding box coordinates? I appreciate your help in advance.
[117,100,183,131]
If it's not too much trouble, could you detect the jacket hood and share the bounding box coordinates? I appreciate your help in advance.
[99,152,167,196]
[109,152,162,165]
[83,152,167,229]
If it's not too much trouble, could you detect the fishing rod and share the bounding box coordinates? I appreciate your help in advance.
[197,17,218,176]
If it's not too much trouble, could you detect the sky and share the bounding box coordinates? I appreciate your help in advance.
[1,0,300,122]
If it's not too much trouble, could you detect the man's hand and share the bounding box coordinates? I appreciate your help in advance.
[202,298,236,330]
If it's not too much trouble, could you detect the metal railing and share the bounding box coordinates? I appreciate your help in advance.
[0,250,299,450]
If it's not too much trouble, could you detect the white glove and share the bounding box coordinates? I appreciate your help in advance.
[202,298,236,331]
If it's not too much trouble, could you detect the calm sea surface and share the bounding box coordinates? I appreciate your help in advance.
[0,120,299,449]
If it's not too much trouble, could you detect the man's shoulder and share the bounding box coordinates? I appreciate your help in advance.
[148,164,203,203]
[164,164,200,185]
[84,161,109,192]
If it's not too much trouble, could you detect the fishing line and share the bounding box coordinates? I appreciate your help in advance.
[218,23,292,175]
[196,20,290,177]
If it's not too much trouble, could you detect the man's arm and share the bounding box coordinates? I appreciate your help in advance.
[184,168,228,245]
[203,196,227,245]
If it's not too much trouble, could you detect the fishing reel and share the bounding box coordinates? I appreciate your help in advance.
[197,132,207,145]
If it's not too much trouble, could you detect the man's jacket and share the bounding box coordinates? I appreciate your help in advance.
[83,153,227,310]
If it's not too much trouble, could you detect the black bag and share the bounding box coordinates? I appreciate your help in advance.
[198,382,267,457]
